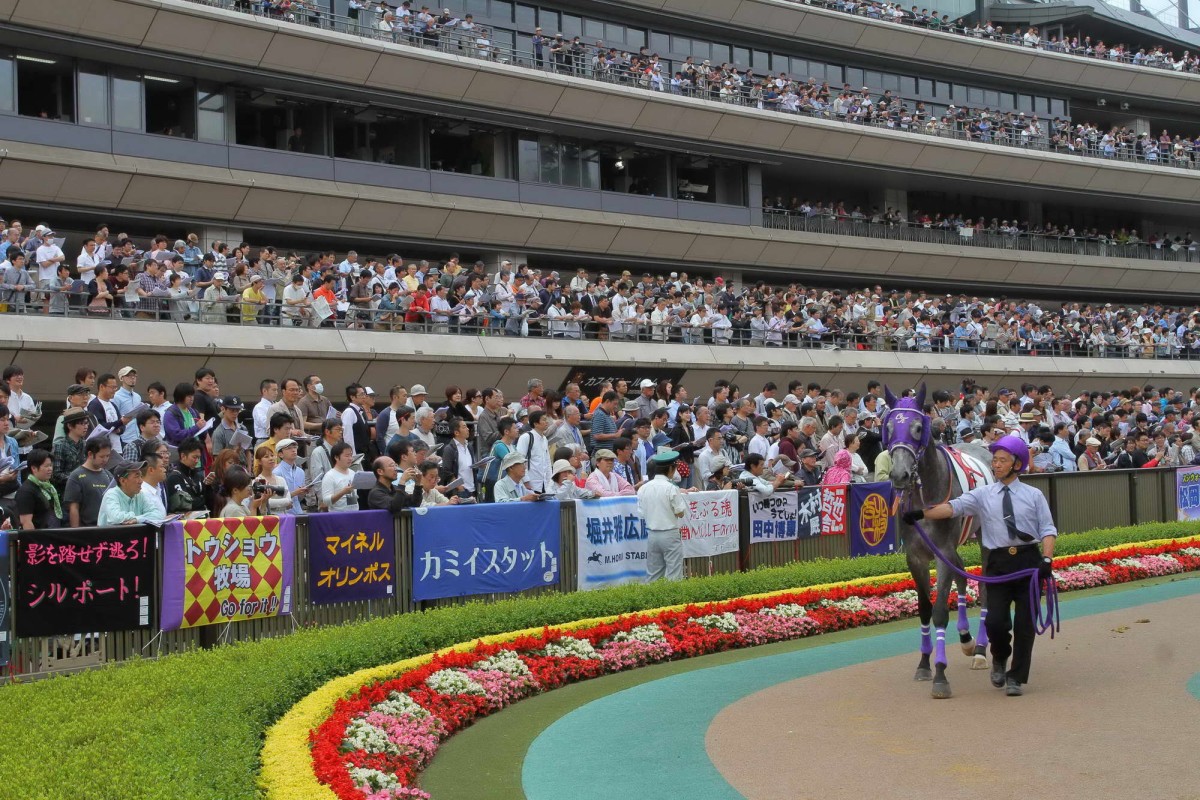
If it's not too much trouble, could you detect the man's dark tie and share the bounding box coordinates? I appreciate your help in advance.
[1002,485,1035,543]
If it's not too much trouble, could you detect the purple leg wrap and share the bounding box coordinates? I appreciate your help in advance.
[920,624,932,655]
[956,597,970,634]
[934,628,948,666]
[977,609,990,649]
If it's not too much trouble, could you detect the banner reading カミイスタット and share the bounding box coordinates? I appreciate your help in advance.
[1177,466,1200,521]
[575,495,648,590]
[160,516,295,631]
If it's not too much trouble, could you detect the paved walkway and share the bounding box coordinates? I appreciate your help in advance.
[521,576,1200,800]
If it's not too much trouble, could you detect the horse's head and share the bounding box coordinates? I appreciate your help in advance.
[882,383,930,489]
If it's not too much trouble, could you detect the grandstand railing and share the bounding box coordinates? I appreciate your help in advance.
[762,211,1200,263]
[5,288,1198,360]
[181,0,1200,173]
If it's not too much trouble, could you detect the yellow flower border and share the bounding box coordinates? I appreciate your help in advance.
[259,534,1200,799]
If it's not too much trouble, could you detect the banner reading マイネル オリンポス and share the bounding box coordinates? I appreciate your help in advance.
[307,510,395,605]
[160,516,294,631]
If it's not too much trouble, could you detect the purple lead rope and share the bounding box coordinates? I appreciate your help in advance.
[911,519,1061,638]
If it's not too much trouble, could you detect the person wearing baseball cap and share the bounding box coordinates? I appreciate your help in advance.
[241,272,267,324]
[53,383,94,442]
[494,451,539,502]
[97,459,156,526]
[273,438,305,514]
[212,396,250,456]
[408,384,429,410]
[113,367,142,447]
[638,448,687,582]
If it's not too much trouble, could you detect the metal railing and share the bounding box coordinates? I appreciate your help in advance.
[6,286,1200,361]
[6,465,1182,679]
[180,0,1200,174]
[763,211,1200,263]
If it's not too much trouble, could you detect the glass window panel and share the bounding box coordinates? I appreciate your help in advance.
[627,28,645,48]
[712,44,730,64]
[845,67,863,87]
[561,141,582,187]
[952,83,967,99]
[1018,94,1034,112]
[111,74,142,130]
[16,55,74,122]
[78,69,109,126]
[465,0,487,15]
[197,85,226,141]
[733,47,749,68]
[583,18,604,38]
[935,80,951,97]
[538,10,559,32]
[0,56,13,113]
[824,63,842,84]
[491,0,513,21]
[919,78,933,96]
[538,137,561,184]
[671,35,690,55]
[650,32,670,53]
[752,50,769,70]
[692,42,711,61]
[518,136,539,181]
[880,73,899,91]
[561,13,581,38]
[983,90,999,107]
[862,70,882,89]
[606,23,626,44]
[791,59,808,78]
[583,152,600,190]
[1000,92,1015,111]
[901,76,917,95]
[1050,98,1066,117]
[515,4,535,29]
[967,86,984,104]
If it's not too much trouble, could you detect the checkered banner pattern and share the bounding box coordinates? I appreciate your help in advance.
[160,516,295,631]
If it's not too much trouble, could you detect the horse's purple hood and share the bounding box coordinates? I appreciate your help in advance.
[881,383,931,454]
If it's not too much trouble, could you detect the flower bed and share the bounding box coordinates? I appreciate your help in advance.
[309,540,1200,800]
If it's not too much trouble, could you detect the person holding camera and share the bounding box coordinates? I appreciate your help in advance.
[252,445,297,514]
[738,453,794,496]
[219,467,272,518]
[705,455,734,491]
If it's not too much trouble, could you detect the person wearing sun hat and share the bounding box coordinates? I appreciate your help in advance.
[551,458,595,500]
[636,447,688,582]
[494,451,539,502]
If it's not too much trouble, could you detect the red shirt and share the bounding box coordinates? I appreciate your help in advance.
[405,291,430,323]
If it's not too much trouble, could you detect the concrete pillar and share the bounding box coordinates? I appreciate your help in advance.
[1111,117,1152,136]
[721,268,745,293]
[1022,200,1043,227]
[870,187,907,218]
[747,165,763,226]
[494,252,529,270]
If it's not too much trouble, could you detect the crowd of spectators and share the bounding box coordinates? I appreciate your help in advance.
[1,353,1195,532]
[191,0,1200,172]
[761,198,1198,260]
[4,218,1200,360]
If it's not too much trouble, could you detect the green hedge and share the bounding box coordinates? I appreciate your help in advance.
[0,522,1193,800]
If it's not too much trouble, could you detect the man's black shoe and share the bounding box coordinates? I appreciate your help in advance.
[990,660,1006,688]
[1005,677,1023,696]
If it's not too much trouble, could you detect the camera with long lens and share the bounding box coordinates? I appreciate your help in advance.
[252,480,288,499]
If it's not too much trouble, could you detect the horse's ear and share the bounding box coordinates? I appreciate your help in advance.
[915,382,927,408]
[884,385,897,408]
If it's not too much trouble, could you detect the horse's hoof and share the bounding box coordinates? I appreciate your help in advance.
[970,654,989,670]
[960,639,975,657]
[931,681,952,699]
[914,667,933,682]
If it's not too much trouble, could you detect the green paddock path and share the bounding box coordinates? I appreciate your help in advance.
[419,574,1200,800]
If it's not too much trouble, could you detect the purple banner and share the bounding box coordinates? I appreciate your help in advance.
[307,510,396,605]
[848,481,898,558]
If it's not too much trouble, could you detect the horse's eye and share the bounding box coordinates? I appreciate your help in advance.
[910,420,923,439]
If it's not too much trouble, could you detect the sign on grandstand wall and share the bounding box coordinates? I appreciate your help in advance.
[411,502,561,601]
[575,496,648,590]
[160,516,295,631]
[558,366,686,397]
[307,510,396,605]
[14,527,156,637]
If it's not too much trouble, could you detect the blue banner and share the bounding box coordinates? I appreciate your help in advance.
[1177,466,1200,521]
[307,510,396,605]
[411,501,561,601]
[574,496,648,590]
[848,482,898,557]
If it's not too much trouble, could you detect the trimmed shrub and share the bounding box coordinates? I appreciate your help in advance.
[0,522,1193,799]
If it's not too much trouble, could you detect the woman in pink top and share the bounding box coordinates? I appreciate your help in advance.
[584,449,636,496]
[822,449,853,486]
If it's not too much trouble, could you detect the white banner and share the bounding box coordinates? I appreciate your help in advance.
[749,491,799,542]
[681,490,739,558]
[574,496,648,591]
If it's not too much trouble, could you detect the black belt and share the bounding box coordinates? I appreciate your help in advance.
[1000,543,1039,555]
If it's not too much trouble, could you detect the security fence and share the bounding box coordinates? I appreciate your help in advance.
[2,465,1183,681]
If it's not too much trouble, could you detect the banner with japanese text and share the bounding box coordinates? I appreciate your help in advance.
[848,482,898,557]
[411,501,561,601]
[820,485,848,536]
[0,531,11,665]
[14,527,156,637]
[307,510,395,605]
[749,491,799,542]
[796,487,822,538]
[575,496,648,590]
[160,516,295,631]
[681,490,739,557]
[1177,466,1200,521]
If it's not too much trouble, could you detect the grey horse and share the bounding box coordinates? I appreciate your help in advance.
[883,384,990,699]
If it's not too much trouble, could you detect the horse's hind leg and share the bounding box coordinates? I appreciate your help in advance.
[974,547,991,664]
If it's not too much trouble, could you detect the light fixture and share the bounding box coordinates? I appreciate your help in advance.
[15,55,57,64]
[143,75,180,84]
[614,158,624,170]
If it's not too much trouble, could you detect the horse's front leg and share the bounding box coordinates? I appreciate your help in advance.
[910,551,933,683]
[931,560,953,699]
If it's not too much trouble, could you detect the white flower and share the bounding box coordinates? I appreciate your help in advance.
[425,669,486,696]
[693,612,739,633]
[608,624,667,644]
[343,718,398,755]
[818,596,866,612]
[474,650,531,677]
[761,603,808,618]
[349,766,401,791]
[1178,547,1200,557]
[542,636,601,660]
[372,690,430,719]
